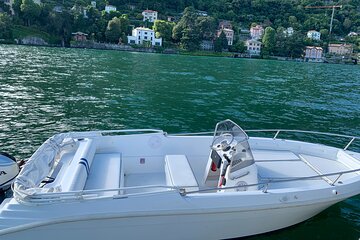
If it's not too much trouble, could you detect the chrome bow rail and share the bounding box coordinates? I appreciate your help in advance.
[170,129,360,151]
[181,167,360,196]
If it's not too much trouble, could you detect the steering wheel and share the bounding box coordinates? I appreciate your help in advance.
[211,132,234,151]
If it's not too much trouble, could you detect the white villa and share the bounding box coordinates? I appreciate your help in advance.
[304,46,323,62]
[246,39,261,56]
[217,28,234,46]
[307,30,321,41]
[283,27,294,37]
[105,5,117,13]
[250,25,264,40]
[142,10,158,22]
[127,27,162,46]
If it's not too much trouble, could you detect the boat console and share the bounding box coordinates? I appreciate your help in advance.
[204,120,258,191]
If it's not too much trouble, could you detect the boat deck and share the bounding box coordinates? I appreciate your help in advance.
[253,150,358,189]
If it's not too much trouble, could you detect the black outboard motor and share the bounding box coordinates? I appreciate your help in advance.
[0,152,20,192]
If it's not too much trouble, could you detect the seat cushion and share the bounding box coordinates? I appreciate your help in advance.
[165,155,199,191]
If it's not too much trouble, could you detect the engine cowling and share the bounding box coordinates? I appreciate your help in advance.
[0,152,20,191]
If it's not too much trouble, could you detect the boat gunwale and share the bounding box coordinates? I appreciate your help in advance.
[13,167,360,205]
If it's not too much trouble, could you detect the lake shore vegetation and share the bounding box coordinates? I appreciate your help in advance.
[0,0,359,59]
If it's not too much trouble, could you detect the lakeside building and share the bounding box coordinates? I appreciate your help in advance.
[283,27,294,37]
[72,32,88,41]
[328,43,353,56]
[304,46,323,62]
[307,30,321,41]
[196,10,208,16]
[91,1,96,8]
[250,25,264,40]
[245,39,261,56]
[167,16,175,22]
[217,28,234,46]
[142,10,158,22]
[218,20,232,30]
[127,27,162,46]
[53,5,63,13]
[347,32,358,37]
[200,40,214,51]
[105,5,117,13]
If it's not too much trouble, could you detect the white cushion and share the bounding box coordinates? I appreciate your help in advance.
[165,155,199,191]
[84,153,122,196]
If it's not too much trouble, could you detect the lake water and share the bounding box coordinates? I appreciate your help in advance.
[0,44,359,239]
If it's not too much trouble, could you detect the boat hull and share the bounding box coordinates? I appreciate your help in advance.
[0,200,338,240]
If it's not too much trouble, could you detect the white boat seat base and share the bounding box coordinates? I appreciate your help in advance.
[165,155,199,192]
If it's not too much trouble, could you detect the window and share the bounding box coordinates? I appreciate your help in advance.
[145,32,148,35]
[144,36,147,40]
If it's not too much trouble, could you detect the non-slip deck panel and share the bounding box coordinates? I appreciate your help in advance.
[299,154,357,182]
[252,150,300,162]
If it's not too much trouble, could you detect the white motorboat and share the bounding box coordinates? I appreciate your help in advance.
[0,119,359,240]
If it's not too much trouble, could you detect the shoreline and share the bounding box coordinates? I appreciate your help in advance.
[1,41,358,65]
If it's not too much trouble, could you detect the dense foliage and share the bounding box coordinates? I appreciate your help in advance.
[0,0,359,55]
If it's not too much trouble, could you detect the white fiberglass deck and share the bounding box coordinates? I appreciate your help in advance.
[42,136,359,195]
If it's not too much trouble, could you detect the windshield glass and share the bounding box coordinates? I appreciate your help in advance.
[212,119,255,171]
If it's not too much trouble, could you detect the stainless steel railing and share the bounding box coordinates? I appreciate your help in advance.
[169,129,360,150]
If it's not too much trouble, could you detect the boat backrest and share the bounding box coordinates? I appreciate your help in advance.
[60,139,96,192]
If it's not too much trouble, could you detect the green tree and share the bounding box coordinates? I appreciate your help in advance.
[48,11,73,46]
[230,41,246,53]
[320,28,329,41]
[219,30,228,49]
[20,0,41,26]
[195,16,216,40]
[153,20,175,42]
[0,13,13,40]
[285,31,306,58]
[105,15,129,44]
[343,18,352,31]
[180,27,200,51]
[105,17,122,43]
[262,26,276,56]
[172,6,200,50]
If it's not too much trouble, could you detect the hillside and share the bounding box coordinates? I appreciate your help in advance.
[0,0,359,57]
